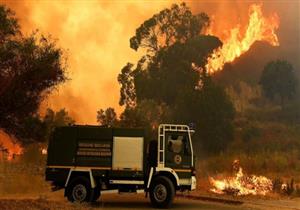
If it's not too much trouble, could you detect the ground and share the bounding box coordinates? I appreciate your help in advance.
[0,191,299,210]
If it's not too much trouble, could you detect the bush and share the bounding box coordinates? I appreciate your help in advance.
[242,125,261,141]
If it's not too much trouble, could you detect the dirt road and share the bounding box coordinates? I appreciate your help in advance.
[0,191,299,210]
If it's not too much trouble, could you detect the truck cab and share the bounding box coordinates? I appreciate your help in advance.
[45,124,196,208]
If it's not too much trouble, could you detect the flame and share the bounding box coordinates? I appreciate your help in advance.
[0,130,23,160]
[209,165,273,196]
[206,4,280,73]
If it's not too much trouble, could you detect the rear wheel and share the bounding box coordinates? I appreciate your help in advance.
[66,176,92,203]
[150,176,175,208]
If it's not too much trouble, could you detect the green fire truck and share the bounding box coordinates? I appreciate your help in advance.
[45,124,196,208]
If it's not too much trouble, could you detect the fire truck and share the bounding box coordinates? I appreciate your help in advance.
[45,124,196,208]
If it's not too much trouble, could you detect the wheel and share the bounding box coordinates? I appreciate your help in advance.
[149,176,175,208]
[66,176,92,203]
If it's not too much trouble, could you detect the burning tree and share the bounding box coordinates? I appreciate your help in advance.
[0,5,67,143]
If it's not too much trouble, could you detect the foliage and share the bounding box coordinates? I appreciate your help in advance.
[133,36,222,106]
[197,122,300,179]
[96,107,118,127]
[17,108,75,144]
[17,115,46,144]
[118,3,235,153]
[260,60,298,108]
[130,2,210,53]
[241,125,261,142]
[43,108,75,140]
[226,81,262,113]
[119,3,212,108]
[119,99,171,138]
[0,5,67,142]
[0,4,19,41]
[176,79,235,153]
[118,63,136,107]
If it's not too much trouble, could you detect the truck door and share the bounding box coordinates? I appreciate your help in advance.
[164,132,192,170]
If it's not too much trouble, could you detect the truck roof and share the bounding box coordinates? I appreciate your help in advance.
[53,125,145,136]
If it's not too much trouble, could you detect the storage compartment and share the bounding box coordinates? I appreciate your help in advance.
[112,137,144,171]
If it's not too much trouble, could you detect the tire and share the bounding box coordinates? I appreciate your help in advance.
[66,176,92,203]
[149,176,175,208]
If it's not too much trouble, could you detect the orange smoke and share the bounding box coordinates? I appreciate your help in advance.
[4,1,175,124]
[0,130,23,160]
[2,1,286,124]
[206,4,280,73]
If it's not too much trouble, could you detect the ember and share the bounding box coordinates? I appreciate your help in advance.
[209,161,273,196]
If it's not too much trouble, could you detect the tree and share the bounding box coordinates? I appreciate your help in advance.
[0,4,19,43]
[119,99,171,138]
[130,2,209,53]
[43,108,75,140]
[0,5,67,141]
[17,115,46,144]
[118,3,235,153]
[119,3,211,108]
[133,35,222,106]
[118,63,136,107]
[17,108,75,144]
[43,108,75,128]
[260,60,298,109]
[96,107,118,127]
[174,78,235,153]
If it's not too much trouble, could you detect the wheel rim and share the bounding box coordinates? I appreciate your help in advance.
[153,184,167,202]
[72,184,87,202]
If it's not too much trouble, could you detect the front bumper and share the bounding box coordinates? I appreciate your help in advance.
[178,176,197,191]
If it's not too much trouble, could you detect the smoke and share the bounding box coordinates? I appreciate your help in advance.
[1,1,299,124]
[1,0,177,124]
